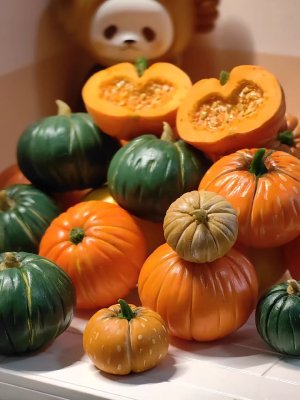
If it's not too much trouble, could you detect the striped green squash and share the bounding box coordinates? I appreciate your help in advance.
[17,100,120,192]
[0,252,75,355]
[0,184,60,253]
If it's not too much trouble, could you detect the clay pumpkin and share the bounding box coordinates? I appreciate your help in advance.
[283,236,300,280]
[138,243,258,341]
[199,148,300,248]
[39,201,147,310]
[176,65,286,156]
[83,299,169,375]
[163,190,238,262]
[82,61,192,140]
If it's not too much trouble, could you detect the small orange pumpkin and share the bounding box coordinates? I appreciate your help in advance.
[0,164,30,188]
[83,299,169,375]
[283,236,300,280]
[82,61,192,140]
[138,243,258,341]
[176,65,286,156]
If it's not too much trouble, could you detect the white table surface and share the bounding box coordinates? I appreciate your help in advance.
[0,288,299,400]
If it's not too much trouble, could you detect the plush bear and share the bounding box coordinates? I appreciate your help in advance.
[53,0,220,67]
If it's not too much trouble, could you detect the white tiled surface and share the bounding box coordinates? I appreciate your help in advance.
[0,289,299,400]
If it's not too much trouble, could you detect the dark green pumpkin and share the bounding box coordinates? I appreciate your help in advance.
[255,279,300,355]
[107,123,210,222]
[17,100,120,192]
[0,184,61,253]
[0,252,75,355]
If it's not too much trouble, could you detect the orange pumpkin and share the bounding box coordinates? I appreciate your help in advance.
[83,299,169,375]
[283,236,300,280]
[0,164,30,188]
[265,113,300,159]
[83,186,165,255]
[176,65,286,157]
[138,243,258,341]
[51,189,91,211]
[39,201,147,310]
[199,148,300,248]
[82,61,192,140]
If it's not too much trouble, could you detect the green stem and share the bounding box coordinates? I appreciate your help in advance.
[219,70,230,85]
[287,279,300,295]
[249,148,268,177]
[70,227,85,245]
[134,57,148,77]
[117,299,134,321]
[0,190,14,211]
[277,130,294,146]
[160,122,177,142]
[55,99,72,116]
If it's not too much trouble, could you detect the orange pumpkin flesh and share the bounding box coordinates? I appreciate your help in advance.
[39,201,147,310]
[82,62,192,140]
[83,299,169,375]
[176,65,286,155]
[199,148,300,248]
[138,243,258,341]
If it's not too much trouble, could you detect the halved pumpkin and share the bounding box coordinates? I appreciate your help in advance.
[176,65,286,156]
[82,62,192,140]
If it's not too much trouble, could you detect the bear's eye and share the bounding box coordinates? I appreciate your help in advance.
[103,25,118,39]
[142,27,156,42]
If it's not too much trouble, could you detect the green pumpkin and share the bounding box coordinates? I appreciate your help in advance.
[255,279,300,355]
[0,252,75,355]
[0,184,61,253]
[107,123,211,222]
[17,100,120,192]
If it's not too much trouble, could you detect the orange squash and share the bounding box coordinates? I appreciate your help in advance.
[0,164,30,188]
[39,201,147,310]
[176,65,286,156]
[283,236,300,280]
[138,243,258,341]
[82,61,192,140]
[83,299,169,375]
[199,148,300,248]
[83,186,165,255]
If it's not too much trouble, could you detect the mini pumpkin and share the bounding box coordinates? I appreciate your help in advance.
[163,190,238,263]
[176,65,286,157]
[83,299,169,375]
[255,279,300,355]
[82,61,192,140]
[0,164,30,189]
[199,148,300,248]
[283,236,300,280]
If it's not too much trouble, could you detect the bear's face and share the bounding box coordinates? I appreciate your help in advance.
[89,0,174,64]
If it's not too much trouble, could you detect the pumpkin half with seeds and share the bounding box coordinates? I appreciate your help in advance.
[82,60,192,140]
[83,299,169,375]
[163,190,238,263]
[176,65,286,157]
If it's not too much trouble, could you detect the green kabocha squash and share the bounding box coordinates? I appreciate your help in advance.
[0,252,75,355]
[107,122,211,222]
[17,100,120,192]
[0,184,61,253]
[255,279,300,355]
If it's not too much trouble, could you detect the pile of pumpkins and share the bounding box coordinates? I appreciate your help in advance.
[0,60,300,375]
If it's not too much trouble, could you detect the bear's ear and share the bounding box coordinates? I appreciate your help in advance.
[194,0,220,33]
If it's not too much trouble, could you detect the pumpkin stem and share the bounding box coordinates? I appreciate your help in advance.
[70,227,85,245]
[219,70,230,85]
[161,122,177,142]
[134,56,148,77]
[287,279,300,295]
[55,99,72,116]
[249,148,268,177]
[190,209,208,224]
[0,252,20,270]
[117,299,135,321]
[0,190,14,211]
[277,130,294,146]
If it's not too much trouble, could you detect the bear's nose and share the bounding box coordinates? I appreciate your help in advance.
[123,39,136,45]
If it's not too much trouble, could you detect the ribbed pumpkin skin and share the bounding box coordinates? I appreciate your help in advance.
[255,281,300,355]
[163,190,238,262]
[107,134,210,222]
[0,252,75,355]
[39,200,147,310]
[138,243,258,341]
[0,184,61,253]
[17,113,120,192]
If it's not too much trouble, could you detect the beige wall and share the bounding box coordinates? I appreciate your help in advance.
[0,0,300,170]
